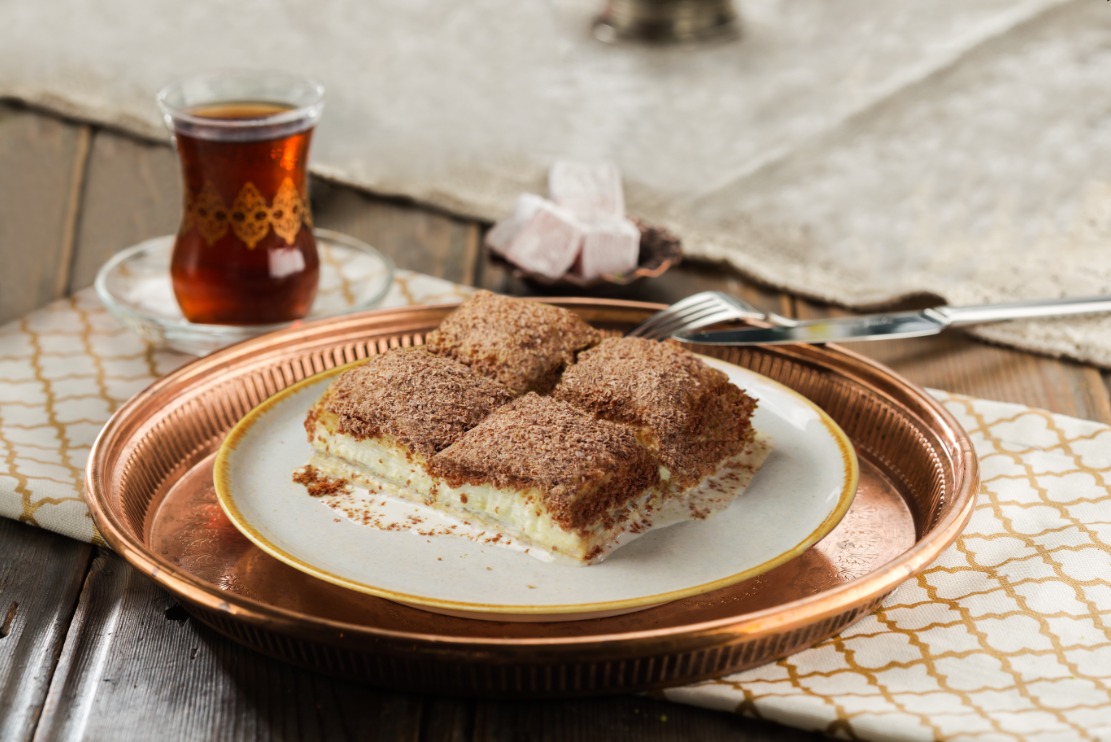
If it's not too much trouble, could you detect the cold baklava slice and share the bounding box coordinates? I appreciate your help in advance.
[424,290,600,395]
[304,348,513,494]
[553,337,768,491]
[429,393,662,563]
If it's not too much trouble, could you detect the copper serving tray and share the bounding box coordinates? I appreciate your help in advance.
[85,300,978,698]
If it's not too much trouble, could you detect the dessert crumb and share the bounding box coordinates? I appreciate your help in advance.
[293,465,351,497]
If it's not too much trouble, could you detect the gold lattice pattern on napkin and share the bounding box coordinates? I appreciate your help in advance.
[667,399,1111,741]
[184,177,312,249]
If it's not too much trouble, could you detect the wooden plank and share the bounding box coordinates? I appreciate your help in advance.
[0,104,88,325]
[794,298,1111,424]
[313,180,481,285]
[67,129,180,293]
[35,551,425,741]
[418,697,472,742]
[0,520,92,742]
[471,696,824,742]
[30,548,818,742]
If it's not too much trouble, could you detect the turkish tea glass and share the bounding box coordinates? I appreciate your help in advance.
[158,71,325,324]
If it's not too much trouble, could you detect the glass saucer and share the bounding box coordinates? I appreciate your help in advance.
[95,229,395,356]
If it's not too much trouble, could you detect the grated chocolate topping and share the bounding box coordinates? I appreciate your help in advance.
[320,348,514,457]
[430,394,659,532]
[424,291,600,395]
[553,337,757,487]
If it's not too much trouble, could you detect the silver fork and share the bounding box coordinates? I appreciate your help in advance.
[626,291,795,340]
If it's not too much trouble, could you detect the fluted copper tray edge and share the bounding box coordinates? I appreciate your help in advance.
[85,299,978,694]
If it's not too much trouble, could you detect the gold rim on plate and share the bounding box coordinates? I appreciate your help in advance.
[211,358,860,618]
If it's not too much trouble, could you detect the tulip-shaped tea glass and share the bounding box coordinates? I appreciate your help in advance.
[158,71,325,324]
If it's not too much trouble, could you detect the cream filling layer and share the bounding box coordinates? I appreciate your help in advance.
[306,420,771,564]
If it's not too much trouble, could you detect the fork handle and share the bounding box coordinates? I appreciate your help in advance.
[937,295,1111,326]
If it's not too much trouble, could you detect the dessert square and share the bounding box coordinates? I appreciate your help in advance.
[553,337,760,489]
[305,348,513,494]
[429,393,661,562]
[424,291,600,395]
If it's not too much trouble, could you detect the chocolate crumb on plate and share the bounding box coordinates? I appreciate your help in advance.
[292,464,351,497]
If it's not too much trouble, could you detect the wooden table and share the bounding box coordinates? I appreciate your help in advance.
[2,102,1109,741]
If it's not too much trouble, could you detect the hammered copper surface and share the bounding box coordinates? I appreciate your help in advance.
[86,300,978,697]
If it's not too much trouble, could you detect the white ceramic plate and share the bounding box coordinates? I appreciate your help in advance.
[214,357,858,621]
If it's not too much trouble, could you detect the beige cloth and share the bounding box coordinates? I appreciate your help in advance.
[3,0,1111,364]
[2,281,1110,739]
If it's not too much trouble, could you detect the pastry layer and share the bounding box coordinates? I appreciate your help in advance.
[308,420,771,564]
[431,394,662,545]
[305,347,513,459]
[307,448,615,561]
[309,393,665,563]
[553,337,759,490]
[423,291,600,395]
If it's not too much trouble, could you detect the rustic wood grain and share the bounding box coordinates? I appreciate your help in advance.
[35,551,425,741]
[67,129,180,293]
[0,103,88,325]
[0,520,92,742]
[471,696,825,742]
[313,180,481,285]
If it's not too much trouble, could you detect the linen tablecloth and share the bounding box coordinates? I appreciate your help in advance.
[2,280,1109,740]
[5,0,1111,365]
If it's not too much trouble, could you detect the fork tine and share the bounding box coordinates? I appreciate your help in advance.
[645,292,720,320]
[711,291,793,326]
[626,292,722,338]
[631,293,715,335]
[657,308,749,337]
[638,302,733,339]
[627,291,776,340]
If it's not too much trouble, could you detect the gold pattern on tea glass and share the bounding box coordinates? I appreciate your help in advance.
[271,179,306,245]
[189,183,228,245]
[184,177,311,249]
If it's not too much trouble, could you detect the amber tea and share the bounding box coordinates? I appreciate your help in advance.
[158,74,325,325]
